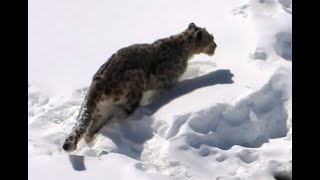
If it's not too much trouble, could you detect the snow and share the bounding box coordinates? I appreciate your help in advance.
[28,0,292,179]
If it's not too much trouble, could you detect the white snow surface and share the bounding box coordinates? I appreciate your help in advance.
[28,0,292,179]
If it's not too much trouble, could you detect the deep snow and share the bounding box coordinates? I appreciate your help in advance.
[28,0,292,179]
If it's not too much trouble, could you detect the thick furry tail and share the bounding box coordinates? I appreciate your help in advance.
[63,104,93,152]
[63,81,104,152]
[63,120,90,152]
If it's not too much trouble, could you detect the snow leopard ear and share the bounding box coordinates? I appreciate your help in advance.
[188,22,196,29]
[195,30,203,41]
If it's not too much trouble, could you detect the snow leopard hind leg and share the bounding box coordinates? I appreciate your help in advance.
[83,69,147,144]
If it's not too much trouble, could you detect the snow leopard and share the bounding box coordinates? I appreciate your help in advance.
[62,22,217,152]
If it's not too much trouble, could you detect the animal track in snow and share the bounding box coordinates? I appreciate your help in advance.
[232,5,249,18]
[236,149,259,164]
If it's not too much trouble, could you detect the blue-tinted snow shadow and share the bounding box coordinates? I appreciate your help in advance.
[100,114,154,160]
[146,69,234,115]
[68,155,86,171]
[274,32,292,61]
